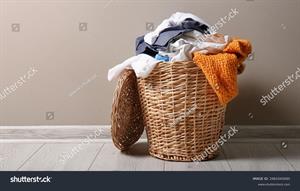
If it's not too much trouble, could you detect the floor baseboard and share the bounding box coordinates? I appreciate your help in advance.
[0,126,111,140]
[0,125,299,141]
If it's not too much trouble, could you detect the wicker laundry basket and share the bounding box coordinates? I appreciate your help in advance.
[137,61,226,161]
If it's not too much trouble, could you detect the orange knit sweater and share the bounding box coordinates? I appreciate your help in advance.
[193,39,252,105]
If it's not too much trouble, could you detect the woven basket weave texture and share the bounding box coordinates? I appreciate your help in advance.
[138,61,226,161]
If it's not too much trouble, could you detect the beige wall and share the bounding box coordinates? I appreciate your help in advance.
[0,0,299,126]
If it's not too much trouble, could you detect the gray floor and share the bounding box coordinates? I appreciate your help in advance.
[0,140,299,171]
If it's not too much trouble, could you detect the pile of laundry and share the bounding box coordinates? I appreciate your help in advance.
[108,12,252,105]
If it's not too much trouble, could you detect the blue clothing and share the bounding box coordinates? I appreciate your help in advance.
[135,36,157,57]
[155,54,170,62]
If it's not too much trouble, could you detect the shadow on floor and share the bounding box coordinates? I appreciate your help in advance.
[121,140,300,163]
[123,142,149,157]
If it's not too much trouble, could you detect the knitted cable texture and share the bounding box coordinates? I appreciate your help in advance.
[193,39,252,105]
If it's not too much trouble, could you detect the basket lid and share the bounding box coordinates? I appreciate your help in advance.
[111,69,144,151]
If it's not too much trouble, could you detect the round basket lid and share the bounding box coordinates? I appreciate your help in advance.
[111,69,144,151]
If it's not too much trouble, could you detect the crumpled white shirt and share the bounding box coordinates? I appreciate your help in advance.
[159,31,231,62]
[107,54,161,81]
